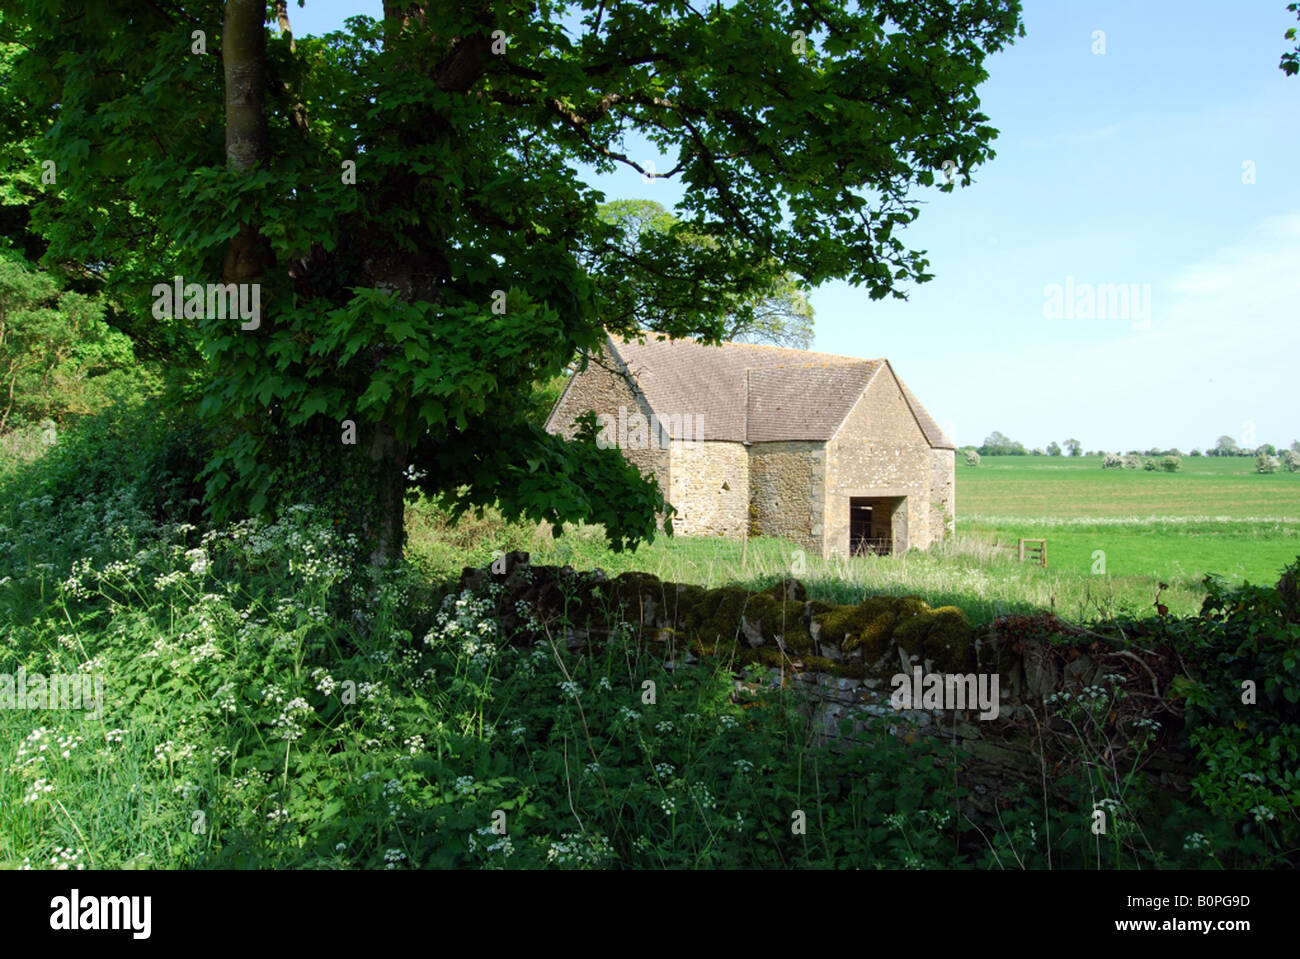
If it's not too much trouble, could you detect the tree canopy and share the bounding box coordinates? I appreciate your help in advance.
[2,0,1024,564]
[980,430,1027,456]
[595,198,815,349]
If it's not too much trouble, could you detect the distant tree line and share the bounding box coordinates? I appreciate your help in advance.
[974,432,1082,457]
[967,432,1299,461]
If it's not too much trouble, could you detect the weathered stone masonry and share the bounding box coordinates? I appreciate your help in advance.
[459,556,1194,811]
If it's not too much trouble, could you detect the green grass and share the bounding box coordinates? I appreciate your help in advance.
[958,455,1300,589]
[405,456,1300,625]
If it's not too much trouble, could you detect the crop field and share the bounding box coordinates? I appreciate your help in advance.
[958,455,1300,585]
[409,454,1300,626]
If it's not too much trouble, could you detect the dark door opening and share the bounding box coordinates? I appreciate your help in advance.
[850,497,894,556]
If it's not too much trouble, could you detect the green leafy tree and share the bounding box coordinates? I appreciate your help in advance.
[980,430,1027,456]
[1045,440,1061,456]
[592,198,815,348]
[5,0,1024,565]
[0,249,134,431]
[1283,2,1299,76]
[1063,437,1081,456]
[1213,435,1238,457]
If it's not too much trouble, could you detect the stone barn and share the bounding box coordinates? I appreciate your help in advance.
[545,333,955,559]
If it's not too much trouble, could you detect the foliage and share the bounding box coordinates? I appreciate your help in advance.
[1160,456,1181,473]
[980,430,1027,456]
[0,464,970,868]
[1101,453,1123,469]
[1167,558,1300,863]
[1122,454,1142,470]
[1212,436,1239,457]
[1257,453,1282,474]
[5,391,209,534]
[0,250,137,431]
[3,0,1025,563]
[2,462,1291,868]
[2,414,1296,869]
[1283,1,1299,76]
[1045,441,1061,456]
[963,449,981,467]
[1283,450,1300,473]
[594,199,815,349]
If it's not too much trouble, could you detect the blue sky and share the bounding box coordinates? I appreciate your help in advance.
[292,1,1299,453]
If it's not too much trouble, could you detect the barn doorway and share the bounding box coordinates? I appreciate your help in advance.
[849,497,905,556]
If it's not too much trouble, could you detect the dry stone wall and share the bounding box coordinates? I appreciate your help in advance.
[457,555,1193,811]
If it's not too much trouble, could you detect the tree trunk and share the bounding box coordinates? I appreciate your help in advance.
[365,420,408,568]
[221,0,272,286]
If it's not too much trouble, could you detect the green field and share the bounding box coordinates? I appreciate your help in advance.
[407,454,1300,626]
[958,455,1300,584]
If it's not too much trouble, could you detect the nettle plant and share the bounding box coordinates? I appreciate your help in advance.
[6,0,1024,566]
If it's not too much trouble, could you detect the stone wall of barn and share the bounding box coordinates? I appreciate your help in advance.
[669,440,749,537]
[823,368,938,557]
[546,347,670,504]
[930,448,956,538]
[747,441,825,556]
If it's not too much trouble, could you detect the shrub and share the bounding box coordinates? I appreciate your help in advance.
[1170,558,1300,865]
[1102,453,1123,469]
[1142,458,1158,471]
[1257,453,1281,474]
[1160,456,1181,473]
[1282,450,1300,473]
[0,250,144,430]
[963,449,981,467]
[1,387,211,528]
[1121,454,1142,469]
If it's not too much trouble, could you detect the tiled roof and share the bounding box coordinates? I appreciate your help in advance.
[606,333,953,449]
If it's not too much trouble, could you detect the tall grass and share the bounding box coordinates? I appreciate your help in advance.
[405,500,1215,624]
